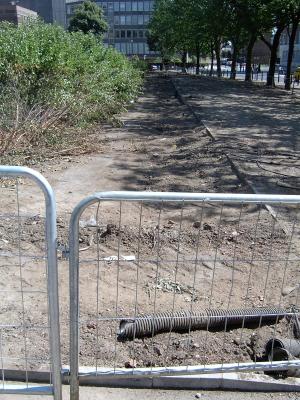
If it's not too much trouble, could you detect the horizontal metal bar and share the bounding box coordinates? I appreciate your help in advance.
[0,384,53,395]
[75,191,300,207]
[76,360,300,377]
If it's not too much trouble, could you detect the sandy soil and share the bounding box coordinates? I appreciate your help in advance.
[0,75,299,384]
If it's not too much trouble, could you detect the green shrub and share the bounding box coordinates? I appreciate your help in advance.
[0,20,143,155]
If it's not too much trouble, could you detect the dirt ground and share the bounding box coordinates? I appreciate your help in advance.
[0,74,300,388]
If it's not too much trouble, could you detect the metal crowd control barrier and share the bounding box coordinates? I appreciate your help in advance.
[0,166,62,399]
[69,191,300,400]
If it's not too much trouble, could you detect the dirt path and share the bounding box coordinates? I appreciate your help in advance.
[45,74,244,215]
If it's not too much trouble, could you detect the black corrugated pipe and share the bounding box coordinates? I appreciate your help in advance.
[265,337,300,377]
[118,307,288,341]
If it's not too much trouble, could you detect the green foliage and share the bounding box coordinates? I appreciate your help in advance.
[0,20,142,125]
[68,0,108,35]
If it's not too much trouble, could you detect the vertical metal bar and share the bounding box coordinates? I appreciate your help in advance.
[132,202,143,370]
[43,174,62,400]
[0,330,4,390]
[95,201,102,375]
[150,202,163,371]
[69,204,81,400]
[16,179,29,386]
[113,201,122,372]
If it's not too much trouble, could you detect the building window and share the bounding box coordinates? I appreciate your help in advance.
[114,15,120,24]
[126,15,132,24]
[120,15,126,24]
[133,42,138,54]
[133,30,137,38]
[121,30,125,38]
[138,30,143,38]
[138,42,144,54]
[114,2,120,11]
[138,15,143,25]
[144,14,150,24]
[144,1,150,11]
[132,15,138,24]
[138,2,143,11]
[100,2,108,12]
[127,30,132,38]
[115,30,120,38]
[120,2,126,11]
[120,42,126,53]
[132,2,138,11]
[126,2,131,11]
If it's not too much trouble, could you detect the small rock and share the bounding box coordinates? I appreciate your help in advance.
[233,338,241,346]
[195,393,202,398]
[106,223,116,234]
[193,221,201,229]
[203,222,213,231]
[152,153,159,158]
[259,296,264,301]
[168,219,175,225]
[153,346,162,356]
[86,321,96,329]
[192,342,200,349]
[228,230,239,241]
[125,359,137,368]
[282,285,298,296]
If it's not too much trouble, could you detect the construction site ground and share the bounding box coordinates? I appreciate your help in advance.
[1,73,300,398]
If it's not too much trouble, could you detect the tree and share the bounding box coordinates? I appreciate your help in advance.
[231,1,272,82]
[261,0,295,87]
[68,0,107,36]
[285,1,300,90]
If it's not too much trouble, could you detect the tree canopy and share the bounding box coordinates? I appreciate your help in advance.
[68,0,108,36]
[148,0,300,88]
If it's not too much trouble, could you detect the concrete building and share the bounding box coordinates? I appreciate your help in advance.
[0,0,66,26]
[66,0,157,58]
[0,2,37,24]
[279,28,300,71]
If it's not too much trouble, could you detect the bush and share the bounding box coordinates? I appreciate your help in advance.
[0,20,143,156]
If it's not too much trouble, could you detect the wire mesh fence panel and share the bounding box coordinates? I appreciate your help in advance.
[0,166,62,399]
[69,191,300,399]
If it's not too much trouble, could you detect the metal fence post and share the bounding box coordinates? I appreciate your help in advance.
[0,166,62,400]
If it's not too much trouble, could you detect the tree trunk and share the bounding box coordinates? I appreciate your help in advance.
[285,19,299,90]
[230,44,237,79]
[215,40,221,78]
[266,25,285,87]
[245,34,256,82]
[196,43,200,75]
[181,51,187,73]
[210,43,214,76]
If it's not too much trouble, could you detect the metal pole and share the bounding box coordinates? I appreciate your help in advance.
[69,203,82,400]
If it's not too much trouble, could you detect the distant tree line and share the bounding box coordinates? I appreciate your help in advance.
[148,0,300,89]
